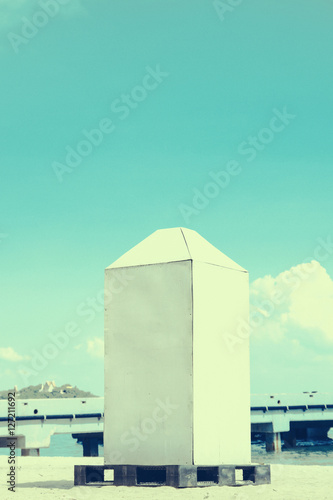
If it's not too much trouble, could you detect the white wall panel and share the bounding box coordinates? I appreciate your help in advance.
[104,261,193,465]
[192,262,251,465]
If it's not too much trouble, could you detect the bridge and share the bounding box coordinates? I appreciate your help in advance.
[251,392,333,451]
[1,393,332,455]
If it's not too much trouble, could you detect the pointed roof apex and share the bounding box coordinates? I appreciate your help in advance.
[107,227,246,272]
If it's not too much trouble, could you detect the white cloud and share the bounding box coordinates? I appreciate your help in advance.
[0,347,29,362]
[249,262,333,392]
[250,261,333,347]
[288,266,333,342]
[0,0,86,36]
[87,337,104,358]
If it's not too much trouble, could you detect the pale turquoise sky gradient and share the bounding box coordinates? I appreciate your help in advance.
[0,0,332,395]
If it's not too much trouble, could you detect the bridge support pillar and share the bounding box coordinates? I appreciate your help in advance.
[82,437,99,457]
[21,448,40,457]
[265,432,281,452]
[73,433,103,457]
[283,430,297,449]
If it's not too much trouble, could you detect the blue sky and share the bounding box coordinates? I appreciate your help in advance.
[0,0,332,396]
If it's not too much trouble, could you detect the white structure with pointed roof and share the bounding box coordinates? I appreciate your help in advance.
[104,228,251,466]
[107,227,245,271]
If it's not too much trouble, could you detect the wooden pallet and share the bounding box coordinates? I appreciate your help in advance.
[74,464,271,487]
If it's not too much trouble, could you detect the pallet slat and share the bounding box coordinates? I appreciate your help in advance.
[74,464,271,488]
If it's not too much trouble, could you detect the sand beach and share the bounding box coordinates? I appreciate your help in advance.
[0,456,332,500]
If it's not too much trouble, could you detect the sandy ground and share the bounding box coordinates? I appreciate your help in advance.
[0,457,333,500]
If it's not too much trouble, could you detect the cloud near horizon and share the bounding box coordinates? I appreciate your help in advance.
[0,347,30,362]
[250,260,333,350]
[87,337,104,358]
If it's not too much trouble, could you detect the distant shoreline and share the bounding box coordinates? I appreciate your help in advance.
[0,382,98,400]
